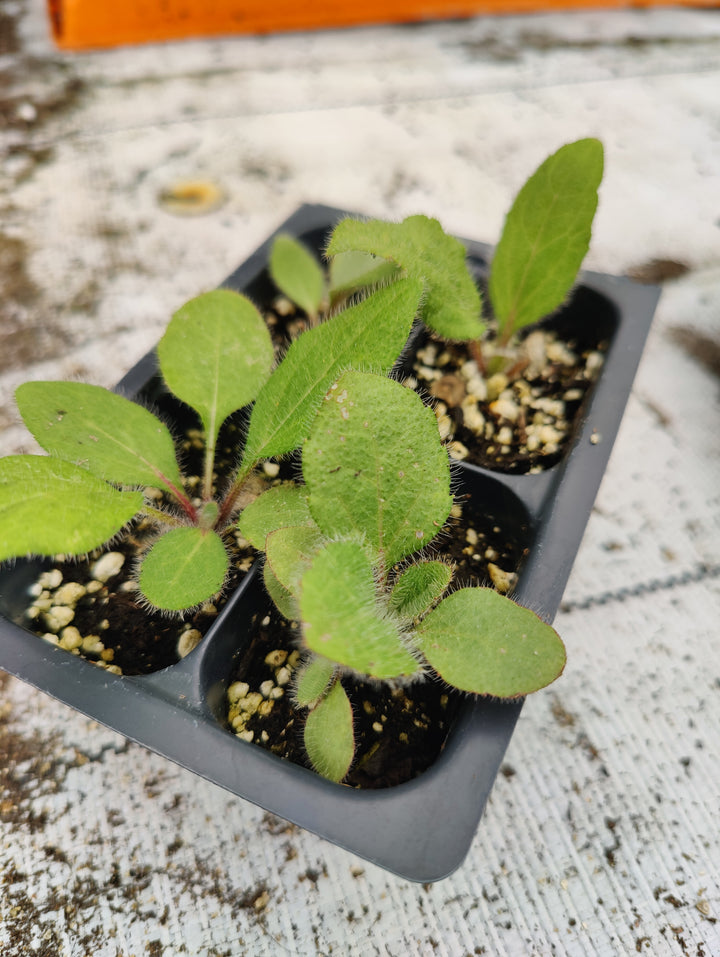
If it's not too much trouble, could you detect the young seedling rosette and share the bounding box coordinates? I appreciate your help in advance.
[0,138,594,783]
[241,371,566,782]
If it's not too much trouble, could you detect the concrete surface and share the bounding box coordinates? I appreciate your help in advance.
[1,1,719,954]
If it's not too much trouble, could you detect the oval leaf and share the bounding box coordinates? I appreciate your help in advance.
[241,276,422,469]
[390,560,452,620]
[269,234,326,319]
[16,381,184,491]
[300,540,420,679]
[263,561,299,620]
[139,526,229,611]
[0,455,143,561]
[303,681,355,782]
[303,371,452,569]
[294,655,336,707]
[488,138,604,337]
[327,215,483,340]
[158,289,274,445]
[238,484,315,551]
[415,587,566,698]
[265,525,326,596]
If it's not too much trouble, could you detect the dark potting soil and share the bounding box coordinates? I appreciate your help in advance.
[225,494,530,789]
[405,325,608,474]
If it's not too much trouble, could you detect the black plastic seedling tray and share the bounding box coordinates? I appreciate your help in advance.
[0,205,660,881]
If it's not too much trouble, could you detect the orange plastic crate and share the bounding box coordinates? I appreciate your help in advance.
[48,0,720,50]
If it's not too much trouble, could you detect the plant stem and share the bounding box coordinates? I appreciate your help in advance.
[154,471,198,523]
[468,338,487,376]
[216,463,253,529]
[203,434,216,503]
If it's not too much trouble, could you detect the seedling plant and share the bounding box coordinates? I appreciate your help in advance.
[0,137,601,780]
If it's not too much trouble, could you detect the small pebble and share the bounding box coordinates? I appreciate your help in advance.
[448,441,469,461]
[487,563,517,594]
[39,569,63,590]
[91,552,125,583]
[490,397,520,423]
[259,679,275,698]
[275,667,292,686]
[585,352,604,375]
[44,606,75,632]
[227,681,250,704]
[53,582,87,606]
[177,628,202,658]
[264,649,288,667]
[239,692,263,715]
[486,373,509,401]
[59,626,83,651]
[81,635,105,655]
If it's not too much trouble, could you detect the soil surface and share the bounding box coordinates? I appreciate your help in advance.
[404,322,608,473]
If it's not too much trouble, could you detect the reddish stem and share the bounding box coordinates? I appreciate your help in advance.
[468,338,487,376]
[155,471,198,524]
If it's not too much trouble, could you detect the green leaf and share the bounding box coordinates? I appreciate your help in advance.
[262,561,299,620]
[241,276,422,469]
[328,250,400,302]
[415,588,566,698]
[300,540,420,679]
[0,455,143,561]
[16,381,184,492]
[269,234,326,319]
[294,655,336,707]
[488,138,604,338]
[238,484,315,551]
[303,371,452,570]
[157,289,274,484]
[138,526,229,611]
[327,215,483,340]
[303,681,355,782]
[265,525,326,595]
[390,560,452,620]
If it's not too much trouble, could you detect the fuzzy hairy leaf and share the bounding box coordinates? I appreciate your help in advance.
[158,289,274,450]
[241,277,422,469]
[300,540,420,679]
[415,587,566,697]
[238,484,315,551]
[294,655,336,707]
[303,371,452,570]
[265,525,326,596]
[139,526,229,611]
[16,381,184,492]
[269,234,326,319]
[328,249,400,301]
[0,455,143,561]
[327,215,483,340]
[303,681,355,783]
[488,138,604,337]
[390,560,452,620]
[262,561,299,620]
